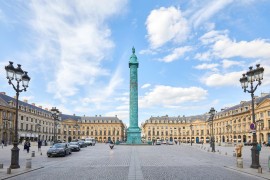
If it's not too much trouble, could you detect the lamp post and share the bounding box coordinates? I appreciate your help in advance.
[50,107,60,144]
[208,107,216,152]
[5,61,30,169]
[190,124,193,146]
[240,64,264,169]
[226,124,232,142]
[74,123,80,140]
[256,119,263,146]
[35,124,41,140]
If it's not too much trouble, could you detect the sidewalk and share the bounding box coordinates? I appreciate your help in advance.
[0,144,50,180]
[189,143,270,179]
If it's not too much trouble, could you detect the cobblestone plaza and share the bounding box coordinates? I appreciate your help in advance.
[1,143,270,180]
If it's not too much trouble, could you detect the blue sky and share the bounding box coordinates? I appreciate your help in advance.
[1,0,270,126]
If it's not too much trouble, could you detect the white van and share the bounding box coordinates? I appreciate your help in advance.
[85,138,96,146]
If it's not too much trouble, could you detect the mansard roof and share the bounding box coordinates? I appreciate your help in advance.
[0,93,50,115]
[217,93,270,115]
[81,116,122,123]
[146,114,208,123]
[60,114,81,121]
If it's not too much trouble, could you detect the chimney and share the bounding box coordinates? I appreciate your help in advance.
[32,103,35,106]
[23,99,28,103]
[39,106,42,109]
[73,114,76,116]
[0,92,6,95]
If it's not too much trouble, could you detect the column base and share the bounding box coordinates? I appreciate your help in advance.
[127,127,141,144]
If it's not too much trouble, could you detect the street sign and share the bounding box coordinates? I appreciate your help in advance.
[250,123,256,130]
[250,130,256,134]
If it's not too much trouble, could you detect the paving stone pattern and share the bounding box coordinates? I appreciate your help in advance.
[1,143,269,180]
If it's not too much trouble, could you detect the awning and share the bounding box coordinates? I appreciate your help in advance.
[26,134,30,137]
[35,134,39,137]
[20,134,25,137]
[31,134,35,137]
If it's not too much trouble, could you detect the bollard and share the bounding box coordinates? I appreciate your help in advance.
[26,158,32,169]
[40,152,42,155]
[225,152,227,155]
[268,156,270,172]
[7,167,11,174]
[258,167,262,173]
[0,163,3,169]
[31,151,35,157]
[236,157,243,168]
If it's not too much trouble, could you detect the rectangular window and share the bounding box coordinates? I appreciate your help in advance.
[21,123,23,130]
[260,112,264,118]
[35,119,37,123]
[26,117,28,121]
[268,111,270,117]
[31,118,33,122]
[26,124,28,130]
[21,116,23,120]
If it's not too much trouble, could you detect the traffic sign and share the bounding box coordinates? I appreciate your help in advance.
[250,130,256,134]
[250,123,256,130]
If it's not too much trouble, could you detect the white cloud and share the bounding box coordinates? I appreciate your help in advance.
[194,52,211,61]
[213,38,270,59]
[141,84,151,89]
[139,85,208,108]
[201,71,244,87]
[190,0,234,28]
[199,30,228,45]
[27,0,127,100]
[222,59,244,69]
[145,6,189,49]
[194,63,219,70]
[159,46,192,63]
[105,110,129,121]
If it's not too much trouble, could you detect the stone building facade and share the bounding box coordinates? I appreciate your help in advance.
[0,92,126,143]
[142,93,270,145]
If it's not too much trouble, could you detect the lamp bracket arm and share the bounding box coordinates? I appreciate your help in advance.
[253,83,260,93]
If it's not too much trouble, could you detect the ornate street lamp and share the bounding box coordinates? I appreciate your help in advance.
[240,64,264,169]
[207,107,216,152]
[5,61,30,169]
[50,107,61,144]
[190,123,193,146]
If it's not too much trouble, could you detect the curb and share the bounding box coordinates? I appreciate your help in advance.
[0,166,44,180]
[224,166,270,180]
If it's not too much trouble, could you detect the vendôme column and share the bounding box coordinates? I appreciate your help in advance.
[127,47,141,144]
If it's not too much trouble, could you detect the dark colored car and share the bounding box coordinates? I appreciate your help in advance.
[78,140,87,148]
[47,143,72,157]
[69,142,81,152]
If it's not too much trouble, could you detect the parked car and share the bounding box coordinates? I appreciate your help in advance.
[69,142,81,152]
[156,140,161,145]
[162,141,167,144]
[85,138,96,146]
[47,143,72,157]
[168,141,173,145]
[78,140,87,148]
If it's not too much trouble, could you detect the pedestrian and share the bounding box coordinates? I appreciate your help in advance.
[1,139,4,148]
[38,140,42,152]
[25,140,31,153]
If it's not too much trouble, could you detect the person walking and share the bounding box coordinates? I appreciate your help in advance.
[38,140,42,152]
[1,140,4,148]
[25,140,31,153]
